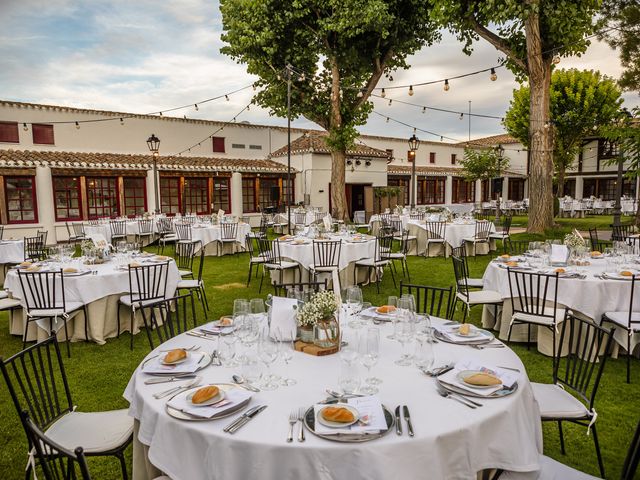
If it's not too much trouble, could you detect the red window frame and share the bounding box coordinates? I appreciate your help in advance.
[259,177,280,210]
[52,176,82,221]
[5,176,38,224]
[183,177,210,215]
[418,176,446,204]
[429,152,436,164]
[86,177,119,219]
[212,177,231,213]
[0,122,19,143]
[32,124,55,145]
[242,177,257,213]
[451,153,457,165]
[452,177,475,203]
[212,136,225,153]
[160,177,181,215]
[123,177,147,217]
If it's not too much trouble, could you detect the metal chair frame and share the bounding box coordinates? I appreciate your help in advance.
[400,281,455,319]
[354,233,395,293]
[256,238,301,294]
[109,220,127,243]
[311,240,342,282]
[451,254,501,323]
[176,242,209,325]
[425,221,447,257]
[273,279,328,297]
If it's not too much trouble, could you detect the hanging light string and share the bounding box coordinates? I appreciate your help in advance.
[20,84,255,127]
[173,103,252,156]
[372,93,504,120]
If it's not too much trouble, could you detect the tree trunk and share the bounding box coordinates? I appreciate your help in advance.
[557,167,565,199]
[525,9,555,234]
[330,149,349,220]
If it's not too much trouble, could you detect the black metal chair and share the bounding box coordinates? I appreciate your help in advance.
[450,245,483,289]
[400,281,454,319]
[219,222,239,254]
[354,232,395,293]
[176,241,208,325]
[245,234,266,287]
[602,275,640,383]
[451,254,502,323]
[294,211,307,227]
[117,262,169,350]
[257,238,301,294]
[273,279,328,297]
[110,220,127,244]
[24,235,47,262]
[66,222,87,244]
[611,223,634,242]
[503,238,530,256]
[0,336,133,479]
[463,220,493,257]
[506,268,561,362]
[139,293,193,351]
[135,219,154,245]
[588,227,612,252]
[157,217,177,254]
[0,224,4,240]
[174,240,198,279]
[424,221,447,257]
[530,311,615,478]
[17,269,87,357]
[386,228,411,281]
[489,215,512,248]
[310,239,341,283]
[174,222,193,244]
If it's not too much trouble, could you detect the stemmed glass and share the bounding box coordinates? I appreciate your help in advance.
[386,296,399,339]
[395,298,416,366]
[217,331,238,367]
[276,330,296,386]
[358,327,380,393]
[346,286,364,329]
[257,336,280,390]
[338,345,361,395]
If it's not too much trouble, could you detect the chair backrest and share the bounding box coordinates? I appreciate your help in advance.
[474,220,492,240]
[621,276,640,331]
[312,240,341,269]
[273,279,327,297]
[425,221,446,240]
[611,223,633,242]
[451,255,469,300]
[175,240,199,272]
[0,336,73,432]
[157,217,174,235]
[400,281,454,319]
[194,243,205,282]
[140,293,192,350]
[474,212,491,221]
[0,224,4,240]
[72,223,85,237]
[183,215,197,224]
[379,213,393,227]
[409,212,424,221]
[88,218,100,226]
[37,230,48,246]
[554,311,615,411]
[245,234,257,257]
[507,269,559,323]
[110,220,126,237]
[127,262,169,305]
[221,222,238,240]
[398,228,412,255]
[174,223,192,241]
[375,232,394,262]
[137,219,153,234]
[501,215,512,234]
[17,270,67,314]
[24,235,46,261]
[390,219,403,236]
[504,239,529,256]
[256,237,276,264]
[622,420,640,480]
[294,212,307,225]
[314,211,325,223]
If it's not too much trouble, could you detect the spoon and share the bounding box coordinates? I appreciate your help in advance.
[232,374,261,392]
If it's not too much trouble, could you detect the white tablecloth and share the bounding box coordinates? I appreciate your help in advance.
[0,239,25,264]
[408,220,495,248]
[124,318,543,480]
[4,259,181,344]
[482,260,640,355]
[191,223,251,252]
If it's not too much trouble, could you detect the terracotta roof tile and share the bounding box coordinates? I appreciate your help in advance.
[0,149,295,173]
[387,165,464,176]
[456,133,520,147]
[270,133,390,158]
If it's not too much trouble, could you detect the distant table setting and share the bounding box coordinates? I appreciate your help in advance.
[124,294,542,480]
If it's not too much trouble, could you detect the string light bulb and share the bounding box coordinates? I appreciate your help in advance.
[552,56,561,65]
[225,95,229,101]
[194,104,199,111]
[408,85,414,96]
[388,99,392,106]
[422,107,426,114]
[75,121,80,130]
[22,123,28,131]
[444,79,450,91]
[298,73,305,81]
[459,113,464,120]
[381,88,386,98]
[386,117,389,123]
[490,68,497,81]
[159,112,163,116]
[120,118,124,125]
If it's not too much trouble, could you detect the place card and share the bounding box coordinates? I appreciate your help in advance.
[268,296,298,341]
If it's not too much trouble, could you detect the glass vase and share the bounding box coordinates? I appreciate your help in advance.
[313,316,340,348]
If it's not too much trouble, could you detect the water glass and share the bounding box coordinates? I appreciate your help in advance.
[395,310,416,366]
[358,327,381,392]
[257,337,280,390]
[217,334,237,367]
[414,337,435,372]
[278,337,297,386]
[386,296,399,339]
[338,356,361,395]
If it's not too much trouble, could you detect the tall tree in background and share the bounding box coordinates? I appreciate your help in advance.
[504,69,622,199]
[459,147,510,183]
[220,0,440,220]
[599,0,640,92]
[430,0,601,233]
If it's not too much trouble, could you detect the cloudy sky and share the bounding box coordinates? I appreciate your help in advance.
[0,0,638,144]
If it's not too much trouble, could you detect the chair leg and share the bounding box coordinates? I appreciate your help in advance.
[259,266,265,293]
[116,451,129,480]
[558,421,566,454]
[404,258,410,281]
[462,304,468,323]
[388,263,397,288]
[247,262,253,287]
[507,320,515,344]
[83,305,89,341]
[116,303,122,338]
[627,334,631,384]
[591,423,605,478]
[130,308,135,350]
[200,285,210,312]
[190,291,197,327]
[374,267,380,294]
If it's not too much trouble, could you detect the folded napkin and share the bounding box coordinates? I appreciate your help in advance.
[199,321,235,335]
[359,306,396,321]
[323,214,332,231]
[432,324,486,344]
[167,387,252,419]
[143,352,205,375]
[313,395,387,435]
[438,357,518,397]
[268,296,298,341]
[550,245,569,265]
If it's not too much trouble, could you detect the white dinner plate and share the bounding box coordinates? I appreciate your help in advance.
[186,386,226,406]
[453,326,481,338]
[457,370,503,390]
[316,404,360,428]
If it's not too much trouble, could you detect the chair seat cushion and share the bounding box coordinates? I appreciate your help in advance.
[464,277,484,288]
[355,258,390,267]
[458,290,503,305]
[46,409,133,454]
[177,279,202,289]
[265,261,298,270]
[161,235,178,242]
[603,311,640,330]
[28,302,85,317]
[0,298,22,310]
[500,454,601,480]
[119,295,164,308]
[531,383,590,419]
[250,255,267,264]
[179,269,193,277]
[426,238,445,243]
[463,237,488,243]
[489,232,509,239]
[309,265,339,272]
[386,252,406,259]
[512,307,565,326]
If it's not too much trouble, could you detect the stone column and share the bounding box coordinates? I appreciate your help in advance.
[575,176,584,199]
[231,172,243,218]
[445,176,453,204]
[35,165,56,242]
[501,176,509,200]
[145,169,156,213]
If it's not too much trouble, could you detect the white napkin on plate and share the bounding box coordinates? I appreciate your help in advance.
[432,325,486,344]
[142,352,205,375]
[199,321,235,335]
[550,245,569,264]
[439,357,518,396]
[268,296,298,341]
[313,395,387,435]
[167,387,252,419]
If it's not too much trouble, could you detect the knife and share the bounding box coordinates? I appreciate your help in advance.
[394,406,403,436]
[144,374,196,385]
[223,405,265,433]
[227,405,268,434]
[403,405,414,437]
[434,365,455,377]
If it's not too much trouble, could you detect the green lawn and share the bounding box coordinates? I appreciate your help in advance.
[511,214,637,237]
[0,239,638,479]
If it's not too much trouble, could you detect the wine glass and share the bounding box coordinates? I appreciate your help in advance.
[217,332,238,367]
[414,335,435,372]
[257,336,280,390]
[386,296,399,339]
[358,327,380,393]
[395,307,416,366]
[277,331,297,386]
[250,298,266,321]
[346,286,364,329]
[240,353,263,388]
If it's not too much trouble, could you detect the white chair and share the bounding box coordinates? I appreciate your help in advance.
[499,454,601,479]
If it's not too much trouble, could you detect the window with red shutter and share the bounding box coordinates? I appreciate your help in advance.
[212,136,225,153]
[451,153,457,165]
[5,176,38,223]
[0,122,19,143]
[429,152,436,164]
[32,124,55,145]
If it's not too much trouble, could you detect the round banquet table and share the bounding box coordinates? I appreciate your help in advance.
[273,235,378,289]
[406,220,496,256]
[190,223,251,256]
[4,258,181,345]
[124,318,543,480]
[481,258,640,356]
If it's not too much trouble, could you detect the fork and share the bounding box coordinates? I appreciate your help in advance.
[297,407,306,442]
[286,410,298,443]
[153,376,201,399]
[435,383,481,408]
[471,343,505,350]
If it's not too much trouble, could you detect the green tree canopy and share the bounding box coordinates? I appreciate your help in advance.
[599,0,640,91]
[504,69,623,197]
[429,0,601,232]
[220,0,440,219]
[459,147,510,181]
